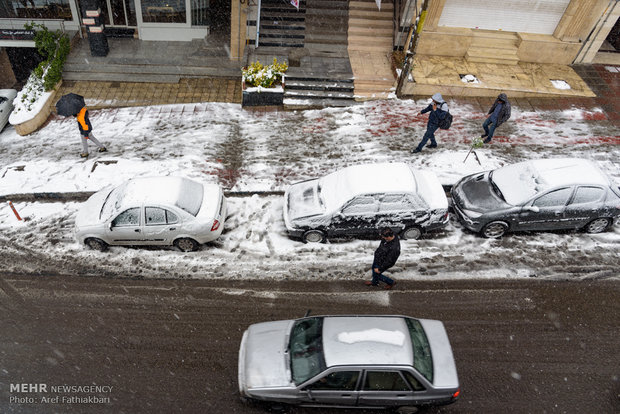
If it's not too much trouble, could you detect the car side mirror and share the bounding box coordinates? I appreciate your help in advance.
[109,223,114,231]
[526,206,540,213]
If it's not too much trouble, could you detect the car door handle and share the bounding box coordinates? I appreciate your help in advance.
[169,227,176,231]
[134,229,140,232]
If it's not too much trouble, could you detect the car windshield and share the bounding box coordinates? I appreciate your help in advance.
[289,317,326,385]
[99,178,204,221]
[405,318,433,383]
[100,184,127,221]
[488,172,506,202]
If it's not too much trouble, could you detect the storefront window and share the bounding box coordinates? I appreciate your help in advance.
[0,0,73,20]
[141,0,186,23]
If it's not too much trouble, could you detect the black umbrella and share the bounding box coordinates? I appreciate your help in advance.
[55,93,85,116]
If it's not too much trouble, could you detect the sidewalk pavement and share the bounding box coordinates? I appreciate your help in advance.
[52,63,620,129]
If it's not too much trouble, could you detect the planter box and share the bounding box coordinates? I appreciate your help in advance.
[242,85,284,107]
[11,81,62,136]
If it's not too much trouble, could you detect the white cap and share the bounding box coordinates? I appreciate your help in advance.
[432,92,443,102]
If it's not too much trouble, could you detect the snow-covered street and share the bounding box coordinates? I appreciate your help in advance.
[0,99,618,280]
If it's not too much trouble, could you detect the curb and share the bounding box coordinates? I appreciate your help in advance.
[0,186,454,203]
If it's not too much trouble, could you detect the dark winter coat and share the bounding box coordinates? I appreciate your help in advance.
[373,236,401,273]
[487,93,511,127]
[421,102,448,128]
[76,107,92,137]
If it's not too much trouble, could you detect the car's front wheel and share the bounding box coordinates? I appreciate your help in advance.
[584,217,611,234]
[85,237,108,251]
[481,221,508,238]
[302,229,326,243]
[174,238,200,252]
[401,226,422,240]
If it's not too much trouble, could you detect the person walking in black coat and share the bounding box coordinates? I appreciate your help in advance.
[481,93,511,143]
[365,227,400,290]
[412,92,449,153]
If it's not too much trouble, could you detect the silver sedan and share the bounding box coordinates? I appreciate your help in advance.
[238,314,460,412]
[74,176,227,251]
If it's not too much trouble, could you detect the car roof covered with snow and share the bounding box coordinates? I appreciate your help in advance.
[318,162,444,212]
[491,158,613,205]
[101,176,206,219]
[322,316,414,367]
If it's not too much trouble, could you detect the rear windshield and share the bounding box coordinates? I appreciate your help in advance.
[406,318,433,383]
[175,178,204,216]
[289,317,326,385]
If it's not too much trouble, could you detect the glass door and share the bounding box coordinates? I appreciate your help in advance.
[109,0,137,26]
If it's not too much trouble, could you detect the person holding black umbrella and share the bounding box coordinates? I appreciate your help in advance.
[76,106,106,158]
[55,93,106,158]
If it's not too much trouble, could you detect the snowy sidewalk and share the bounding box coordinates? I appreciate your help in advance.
[1,99,618,201]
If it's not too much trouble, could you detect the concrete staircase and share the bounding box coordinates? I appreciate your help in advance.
[276,0,355,107]
[466,30,520,65]
[258,0,306,48]
[347,0,395,100]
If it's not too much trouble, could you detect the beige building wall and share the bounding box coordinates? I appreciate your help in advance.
[415,0,615,65]
[230,0,249,60]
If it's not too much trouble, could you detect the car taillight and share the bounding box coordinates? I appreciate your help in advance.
[211,219,220,231]
[452,388,461,399]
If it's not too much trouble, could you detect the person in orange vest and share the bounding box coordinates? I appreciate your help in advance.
[76,106,106,157]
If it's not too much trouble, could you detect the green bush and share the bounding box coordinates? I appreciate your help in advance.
[24,22,70,91]
[242,58,288,88]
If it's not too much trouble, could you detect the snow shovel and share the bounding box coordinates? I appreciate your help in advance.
[464,137,483,166]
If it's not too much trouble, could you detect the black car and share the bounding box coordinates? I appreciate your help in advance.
[283,163,449,243]
[451,158,620,238]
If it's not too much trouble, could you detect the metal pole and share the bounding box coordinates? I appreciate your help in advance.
[255,0,261,48]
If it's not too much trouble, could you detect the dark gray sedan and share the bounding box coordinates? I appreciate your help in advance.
[451,158,620,238]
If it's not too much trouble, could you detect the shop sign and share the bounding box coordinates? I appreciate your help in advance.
[0,29,35,41]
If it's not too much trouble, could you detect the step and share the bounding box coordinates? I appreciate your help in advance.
[348,34,392,45]
[349,1,393,11]
[348,17,392,28]
[470,37,518,49]
[467,47,519,60]
[61,72,182,83]
[305,8,347,17]
[285,79,354,92]
[348,25,392,36]
[348,44,392,52]
[304,33,348,44]
[63,62,239,76]
[284,97,357,109]
[284,89,355,99]
[304,43,348,53]
[305,0,348,9]
[349,9,392,19]
[260,32,305,40]
[285,72,354,82]
[259,41,305,48]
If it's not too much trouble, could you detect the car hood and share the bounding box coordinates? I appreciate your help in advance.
[418,319,459,389]
[453,173,512,211]
[75,187,113,228]
[285,179,325,221]
[241,320,294,389]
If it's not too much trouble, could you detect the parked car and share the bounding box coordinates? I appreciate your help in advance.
[238,314,460,412]
[451,158,620,238]
[75,176,227,251]
[0,89,17,132]
[283,162,449,243]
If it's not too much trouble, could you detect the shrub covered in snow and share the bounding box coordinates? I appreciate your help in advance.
[242,58,288,88]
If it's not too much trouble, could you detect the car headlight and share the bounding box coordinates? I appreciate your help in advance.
[462,208,483,218]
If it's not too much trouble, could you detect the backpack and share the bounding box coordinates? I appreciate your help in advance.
[438,111,453,130]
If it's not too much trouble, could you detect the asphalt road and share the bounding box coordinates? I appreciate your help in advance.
[0,275,618,414]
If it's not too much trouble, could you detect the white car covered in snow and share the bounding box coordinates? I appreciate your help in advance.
[283,162,449,242]
[0,89,17,132]
[75,176,227,252]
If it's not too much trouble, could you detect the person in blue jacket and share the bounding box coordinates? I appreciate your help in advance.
[481,93,511,143]
[412,92,448,153]
[365,227,400,290]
